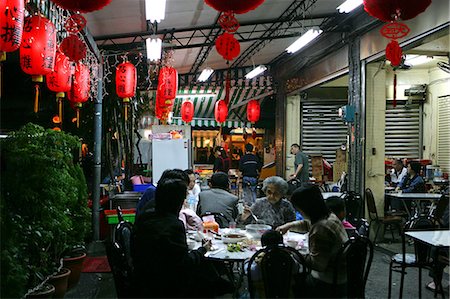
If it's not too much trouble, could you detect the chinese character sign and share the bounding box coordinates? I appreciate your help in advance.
[0,0,24,52]
[20,15,56,77]
[115,61,136,99]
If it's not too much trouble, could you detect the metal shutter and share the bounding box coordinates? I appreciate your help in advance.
[385,103,422,159]
[301,101,348,164]
[438,96,450,172]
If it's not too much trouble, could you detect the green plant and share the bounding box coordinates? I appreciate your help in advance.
[1,123,90,298]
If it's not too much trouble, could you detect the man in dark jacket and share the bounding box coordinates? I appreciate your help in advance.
[132,178,232,298]
[239,143,261,205]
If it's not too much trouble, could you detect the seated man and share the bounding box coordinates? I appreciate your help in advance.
[132,177,231,298]
[389,159,408,187]
[197,172,239,228]
[392,161,425,211]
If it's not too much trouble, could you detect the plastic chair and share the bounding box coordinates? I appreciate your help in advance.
[247,245,307,299]
[106,206,134,298]
[332,236,374,298]
[388,216,438,299]
[200,211,229,228]
[366,188,403,242]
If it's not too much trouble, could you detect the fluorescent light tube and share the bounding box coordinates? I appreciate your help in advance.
[337,0,363,13]
[405,55,432,66]
[146,38,162,61]
[198,68,214,82]
[146,0,166,23]
[176,93,217,99]
[286,29,323,54]
[245,65,267,79]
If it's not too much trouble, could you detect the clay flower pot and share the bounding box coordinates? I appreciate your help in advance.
[48,267,71,298]
[26,283,55,298]
[63,252,87,289]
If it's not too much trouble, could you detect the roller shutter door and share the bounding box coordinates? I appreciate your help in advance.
[437,96,450,172]
[301,101,348,164]
[385,103,421,159]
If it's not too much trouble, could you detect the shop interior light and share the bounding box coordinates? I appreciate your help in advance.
[245,65,267,79]
[145,0,166,23]
[198,68,214,82]
[404,55,433,66]
[175,93,217,99]
[286,29,323,54]
[337,0,363,13]
[146,37,162,61]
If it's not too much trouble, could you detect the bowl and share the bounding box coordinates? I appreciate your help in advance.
[245,224,272,239]
[222,233,247,244]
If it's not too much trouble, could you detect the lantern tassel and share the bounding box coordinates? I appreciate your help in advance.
[124,103,128,121]
[34,84,40,113]
[76,108,80,128]
[57,94,64,126]
[393,73,397,108]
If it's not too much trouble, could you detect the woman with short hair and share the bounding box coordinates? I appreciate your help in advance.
[240,176,296,228]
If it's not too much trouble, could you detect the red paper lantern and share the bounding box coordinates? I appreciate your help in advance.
[50,0,112,13]
[61,35,87,62]
[46,51,72,93]
[181,100,194,123]
[385,40,403,67]
[205,0,264,14]
[20,15,56,78]
[68,62,90,105]
[247,100,260,123]
[363,0,431,22]
[116,62,136,99]
[214,100,228,123]
[0,0,25,53]
[215,33,240,61]
[158,66,178,100]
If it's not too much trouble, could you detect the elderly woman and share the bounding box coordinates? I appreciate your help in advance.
[239,176,296,228]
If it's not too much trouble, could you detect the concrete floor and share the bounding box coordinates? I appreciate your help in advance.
[65,238,449,299]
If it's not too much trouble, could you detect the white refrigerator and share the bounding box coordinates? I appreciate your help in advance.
[152,139,190,184]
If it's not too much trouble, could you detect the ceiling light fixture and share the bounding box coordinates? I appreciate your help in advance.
[286,29,323,54]
[145,0,166,23]
[337,0,363,13]
[405,55,433,66]
[198,68,214,82]
[176,93,217,99]
[146,37,162,61]
[245,65,267,79]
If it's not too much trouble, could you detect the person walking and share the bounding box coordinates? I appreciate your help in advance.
[239,143,262,205]
[289,143,309,184]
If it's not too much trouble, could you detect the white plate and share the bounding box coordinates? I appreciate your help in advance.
[222,233,247,243]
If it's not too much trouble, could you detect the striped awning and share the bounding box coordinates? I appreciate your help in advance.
[171,76,273,128]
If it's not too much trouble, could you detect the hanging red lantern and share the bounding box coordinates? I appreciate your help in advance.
[46,51,72,127]
[50,0,112,13]
[158,66,178,101]
[0,0,25,56]
[205,0,264,14]
[247,100,260,123]
[181,100,194,123]
[60,34,87,62]
[68,62,90,128]
[214,100,228,123]
[65,14,87,34]
[20,15,56,113]
[385,40,402,67]
[215,33,240,61]
[116,61,136,121]
[363,0,431,22]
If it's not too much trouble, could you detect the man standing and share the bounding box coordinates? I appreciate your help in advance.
[289,143,309,184]
[239,143,262,204]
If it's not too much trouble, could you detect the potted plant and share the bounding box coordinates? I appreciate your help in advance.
[1,123,90,297]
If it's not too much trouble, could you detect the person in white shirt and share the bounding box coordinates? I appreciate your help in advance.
[390,159,407,187]
[184,169,201,211]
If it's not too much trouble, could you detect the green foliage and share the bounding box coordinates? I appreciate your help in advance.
[0,123,90,298]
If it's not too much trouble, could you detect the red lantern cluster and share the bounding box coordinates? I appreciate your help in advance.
[247,100,260,123]
[50,0,112,13]
[214,100,228,123]
[205,0,264,14]
[0,0,25,53]
[181,100,194,123]
[20,15,56,79]
[61,34,87,62]
[156,66,178,122]
[215,33,240,61]
[363,0,431,22]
